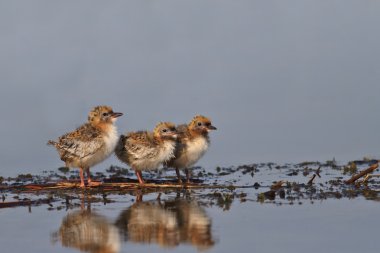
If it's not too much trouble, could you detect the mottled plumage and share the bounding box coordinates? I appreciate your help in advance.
[48,105,123,187]
[167,115,216,183]
[48,124,105,168]
[115,122,177,184]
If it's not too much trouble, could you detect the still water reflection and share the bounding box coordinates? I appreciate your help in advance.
[52,208,121,253]
[52,194,214,252]
[116,197,215,251]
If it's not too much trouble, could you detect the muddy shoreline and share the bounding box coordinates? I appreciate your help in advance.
[1,159,380,210]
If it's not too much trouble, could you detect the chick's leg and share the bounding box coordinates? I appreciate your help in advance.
[176,168,183,184]
[135,170,145,185]
[85,167,100,186]
[185,168,191,183]
[85,167,91,184]
[79,168,85,188]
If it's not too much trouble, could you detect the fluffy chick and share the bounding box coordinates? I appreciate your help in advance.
[167,115,216,183]
[48,105,123,187]
[115,122,177,184]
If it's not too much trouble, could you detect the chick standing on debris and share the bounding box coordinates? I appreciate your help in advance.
[167,115,217,183]
[47,106,123,187]
[115,122,178,185]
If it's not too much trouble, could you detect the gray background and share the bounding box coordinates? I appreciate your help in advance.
[1,0,379,176]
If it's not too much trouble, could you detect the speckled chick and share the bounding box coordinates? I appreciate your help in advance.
[48,106,123,187]
[166,115,216,183]
[115,122,177,185]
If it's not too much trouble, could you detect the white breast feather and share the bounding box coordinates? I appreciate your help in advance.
[187,137,208,165]
[83,125,119,167]
[174,136,208,169]
[103,125,119,155]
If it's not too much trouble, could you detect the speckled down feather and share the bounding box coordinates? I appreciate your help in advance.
[47,122,119,168]
[48,124,103,162]
[115,131,176,171]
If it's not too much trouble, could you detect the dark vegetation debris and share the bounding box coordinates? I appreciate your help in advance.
[1,159,380,209]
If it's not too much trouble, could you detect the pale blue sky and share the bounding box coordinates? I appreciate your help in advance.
[1,1,380,176]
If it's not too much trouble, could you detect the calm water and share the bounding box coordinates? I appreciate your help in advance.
[0,193,378,253]
[1,163,379,253]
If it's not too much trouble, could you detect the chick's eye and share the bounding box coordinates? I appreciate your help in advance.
[102,112,108,116]
[162,129,167,133]
[197,122,202,126]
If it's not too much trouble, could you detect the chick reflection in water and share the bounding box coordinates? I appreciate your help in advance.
[115,197,215,251]
[52,200,120,253]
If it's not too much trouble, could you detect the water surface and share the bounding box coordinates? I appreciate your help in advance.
[1,162,379,253]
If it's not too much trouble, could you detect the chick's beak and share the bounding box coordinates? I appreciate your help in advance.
[208,125,217,130]
[169,130,178,137]
[168,128,178,138]
[111,112,123,118]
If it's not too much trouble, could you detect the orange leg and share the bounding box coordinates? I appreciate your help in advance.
[85,167,101,187]
[79,168,85,188]
[135,170,145,185]
[85,167,92,185]
[176,168,183,184]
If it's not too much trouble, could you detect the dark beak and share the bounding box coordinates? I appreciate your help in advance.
[208,125,217,130]
[111,112,123,118]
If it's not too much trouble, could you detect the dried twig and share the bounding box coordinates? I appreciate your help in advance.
[345,163,379,184]
[307,174,317,185]
[307,166,322,185]
[315,166,321,178]
[5,180,253,192]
